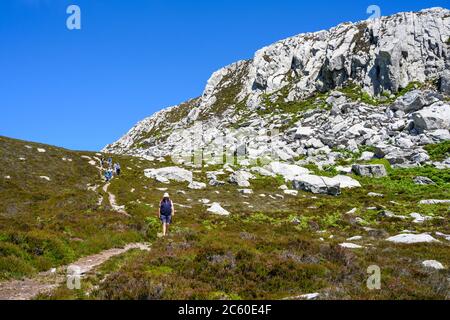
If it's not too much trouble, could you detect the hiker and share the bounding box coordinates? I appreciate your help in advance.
[104,170,110,182]
[158,192,174,237]
[100,157,105,168]
[114,163,121,176]
[108,157,113,168]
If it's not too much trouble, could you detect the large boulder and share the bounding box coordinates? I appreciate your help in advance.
[292,175,341,196]
[144,167,193,183]
[207,203,230,216]
[352,164,387,177]
[412,103,450,132]
[265,161,310,181]
[391,90,440,113]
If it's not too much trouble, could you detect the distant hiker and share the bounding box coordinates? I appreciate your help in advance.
[107,157,113,168]
[104,169,113,182]
[159,193,174,237]
[104,170,110,182]
[114,163,121,176]
[100,157,105,168]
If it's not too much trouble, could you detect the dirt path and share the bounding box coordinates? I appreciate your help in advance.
[103,182,131,217]
[0,242,150,300]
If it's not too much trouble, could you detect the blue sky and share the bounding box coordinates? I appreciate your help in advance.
[0,0,448,151]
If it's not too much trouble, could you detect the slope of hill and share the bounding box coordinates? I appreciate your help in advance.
[0,136,149,281]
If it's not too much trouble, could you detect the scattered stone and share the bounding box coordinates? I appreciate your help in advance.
[422,260,445,270]
[413,176,435,185]
[279,185,288,190]
[352,164,387,177]
[335,166,352,174]
[346,236,363,241]
[386,233,439,244]
[284,190,298,196]
[359,151,375,161]
[339,243,363,249]
[378,210,406,220]
[434,232,450,241]
[188,181,207,190]
[238,189,253,195]
[207,203,230,216]
[346,208,357,214]
[39,176,51,181]
[4,176,11,180]
[368,192,384,197]
[228,170,253,187]
[37,148,46,153]
[419,199,450,205]
[410,212,432,224]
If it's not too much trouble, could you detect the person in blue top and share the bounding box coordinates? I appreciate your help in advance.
[158,193,174,237]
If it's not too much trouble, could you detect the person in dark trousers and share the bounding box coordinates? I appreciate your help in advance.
[158,193,174,237]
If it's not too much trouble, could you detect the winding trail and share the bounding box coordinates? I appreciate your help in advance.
[103,182,131,217]
[0,243,150,300]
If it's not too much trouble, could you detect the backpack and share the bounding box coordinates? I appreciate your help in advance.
[160,200,172,216]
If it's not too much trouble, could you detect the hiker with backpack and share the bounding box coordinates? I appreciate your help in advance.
[159,193,174,237]
[114,163,121,176]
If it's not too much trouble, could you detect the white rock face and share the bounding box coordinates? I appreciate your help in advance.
[144,167,193,183]
[103,8,450,175]
[207,203,230,216]
[422,260,445,270]
[386,233,439,244]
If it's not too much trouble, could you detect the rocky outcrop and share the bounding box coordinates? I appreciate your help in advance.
[104,8,450,175]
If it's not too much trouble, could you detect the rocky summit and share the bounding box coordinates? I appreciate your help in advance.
[104,8,450,175]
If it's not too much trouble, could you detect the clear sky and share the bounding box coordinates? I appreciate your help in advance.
[0,0,448,151]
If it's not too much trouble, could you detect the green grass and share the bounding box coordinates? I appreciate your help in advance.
[2,135,449,300]
[0,136,145,280]
[425,141,450,162]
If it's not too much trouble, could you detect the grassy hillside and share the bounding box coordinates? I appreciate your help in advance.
[0,136,148,280]
[35,152,450,300]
